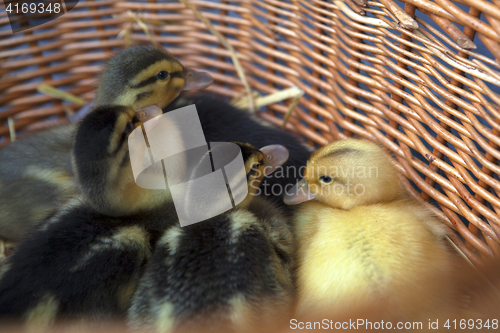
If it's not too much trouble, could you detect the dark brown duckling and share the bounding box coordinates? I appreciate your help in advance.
[0,104,164,328]
[128,142,296,333]
[0,45,212,242]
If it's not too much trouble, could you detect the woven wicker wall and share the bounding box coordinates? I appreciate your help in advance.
[2,0,500,268]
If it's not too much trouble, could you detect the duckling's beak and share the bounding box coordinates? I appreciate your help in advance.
[260,145,289,176]
[284,179,316,205]
[135,105,163,129]
[182,68,213,90]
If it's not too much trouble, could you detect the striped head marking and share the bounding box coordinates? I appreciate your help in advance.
[96,45,212,111]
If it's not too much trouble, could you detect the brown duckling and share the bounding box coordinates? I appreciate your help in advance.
[0,104,166,328]
[0,45,212,242]
[128,142,296,333]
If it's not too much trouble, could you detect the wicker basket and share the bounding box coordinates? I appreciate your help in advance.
[2,0,500,270]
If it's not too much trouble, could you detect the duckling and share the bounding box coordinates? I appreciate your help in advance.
[165,92,311,208]
[0,104,170,327]
[283,139,459,321]
[128,142,296,333]
[0,45,212,242]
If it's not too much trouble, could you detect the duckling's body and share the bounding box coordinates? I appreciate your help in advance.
[128,143,296,333]
[0,205,152,323]
[0,92,309,242]
[285,139,458,321]
[0,45,212,242]
[294,199,454,319]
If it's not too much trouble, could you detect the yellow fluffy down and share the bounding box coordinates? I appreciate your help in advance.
[295,199,457,321]
[293,139,460,323]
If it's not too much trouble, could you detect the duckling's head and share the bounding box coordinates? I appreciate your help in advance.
[284,139,406,209]
[73,104,165,215]
[197,142,288,210]
[238,142,289,206]
[96,45,212,111]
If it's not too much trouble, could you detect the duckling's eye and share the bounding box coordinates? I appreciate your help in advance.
[251,163,261,173]
[124,122,134,134]
[156,71,170,80]
[319,175,334,184]
[247,163,261,178]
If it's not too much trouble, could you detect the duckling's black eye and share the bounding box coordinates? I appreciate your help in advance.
[124,122,134,134]
[319,175,333,184]
[156,71,170,80]
[247,163,261,178]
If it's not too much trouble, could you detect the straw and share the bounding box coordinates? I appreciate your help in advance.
[37,85,87,106]
[179,0,255,113]
[116,10,160,47]
[7,117,16,143]
[231,86,304,127]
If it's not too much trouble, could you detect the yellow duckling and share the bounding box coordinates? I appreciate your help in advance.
[284,139,459,321]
